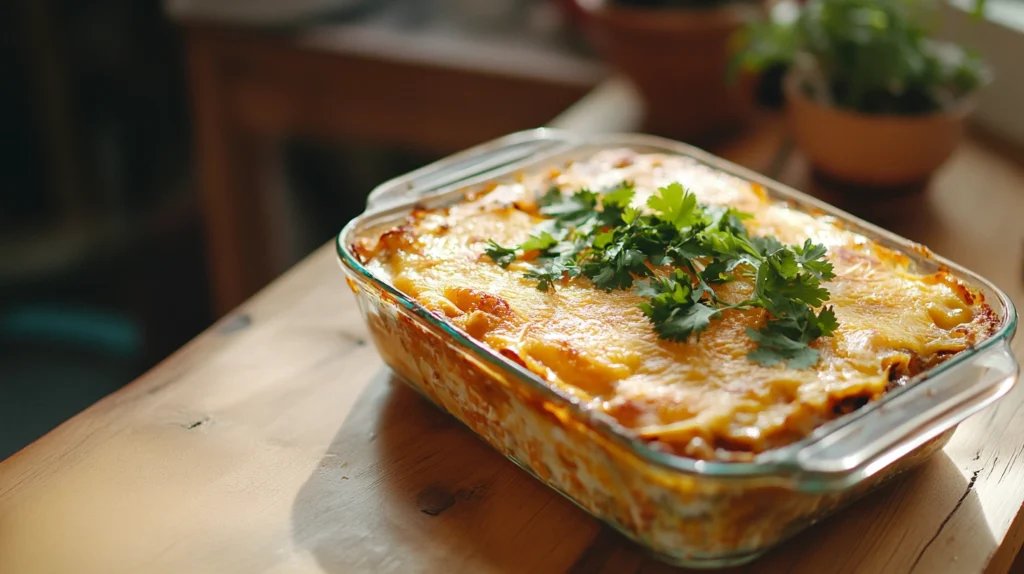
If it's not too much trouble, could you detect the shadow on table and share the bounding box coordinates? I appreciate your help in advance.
[290,369,996,573]
[289,370,599,574]
[714,450,994,574]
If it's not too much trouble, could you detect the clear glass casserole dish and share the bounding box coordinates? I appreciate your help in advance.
[335,129,1019,568]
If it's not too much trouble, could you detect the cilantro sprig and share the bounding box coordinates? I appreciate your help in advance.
[483,183,839,368]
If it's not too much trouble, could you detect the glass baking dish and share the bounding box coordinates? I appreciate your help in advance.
[335,129,1019,568]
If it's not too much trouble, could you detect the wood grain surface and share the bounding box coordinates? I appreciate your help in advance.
[2,100,1024,573]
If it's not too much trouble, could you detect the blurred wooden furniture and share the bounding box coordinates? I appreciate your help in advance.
[183,19,605,315]
[2,79,1024,574]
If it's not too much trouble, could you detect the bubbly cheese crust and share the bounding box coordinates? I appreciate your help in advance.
[355,150,997,461]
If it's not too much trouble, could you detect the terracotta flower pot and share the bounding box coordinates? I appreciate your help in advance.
[784,72,971,187]
[575,0,759,141]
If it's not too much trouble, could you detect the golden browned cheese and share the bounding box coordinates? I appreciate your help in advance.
[355,149,997,461]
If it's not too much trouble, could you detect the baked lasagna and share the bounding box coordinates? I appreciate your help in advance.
[353,149,997,461]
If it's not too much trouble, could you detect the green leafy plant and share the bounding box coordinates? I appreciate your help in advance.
[484,183,838,369]
[734,0,989,114]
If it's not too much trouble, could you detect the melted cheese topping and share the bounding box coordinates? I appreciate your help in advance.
[356,150,996,461]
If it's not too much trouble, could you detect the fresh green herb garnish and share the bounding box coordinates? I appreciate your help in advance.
[483,240,517,269]
[483,183,838,368]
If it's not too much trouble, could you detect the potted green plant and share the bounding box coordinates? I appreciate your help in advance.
[734,0,989,187]
[573,0,764,140]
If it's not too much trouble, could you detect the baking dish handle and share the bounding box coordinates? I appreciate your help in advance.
[790,341,1019,486]
[365,128,580,211]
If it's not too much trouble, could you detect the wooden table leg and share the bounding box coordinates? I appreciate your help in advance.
[186,31,281,316]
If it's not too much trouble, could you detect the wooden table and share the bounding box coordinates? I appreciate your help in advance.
[183,18,605,316]
[3,81,1024,574]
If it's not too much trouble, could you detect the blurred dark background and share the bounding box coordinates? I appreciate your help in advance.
[1,0,203,459]
[0,0,592,459]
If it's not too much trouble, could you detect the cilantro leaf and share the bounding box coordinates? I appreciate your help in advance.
[484,240,517,268]
[768,249,799,279]
[622,207,641,224]
[638,270,694,322]
[757,248,832,309]
[772,272,831,308]
[633,279,661,298]
[795,238,827,261]
[795,239,837,281]
[744,299,836,368]
[637,270,720,342]
[751,235,784,257]
[601,183,636,209]
[648,253,673,267]
[593,230,616,249]
[484,233,558,269]
[524,257,578,292]
[700,228,749,258]
[701,258,731,284]
[655,303,720,342]
[815,306,839,337]
[519,232,558,254]
[587,265,624,291]
[709,206,754,236]
[647,183,701,231]
[669,238,714,262]
[584,246,648,291]
[540,188,601,231]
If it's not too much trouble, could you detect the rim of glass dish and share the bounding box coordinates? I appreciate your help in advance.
[336,130,1019,483]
